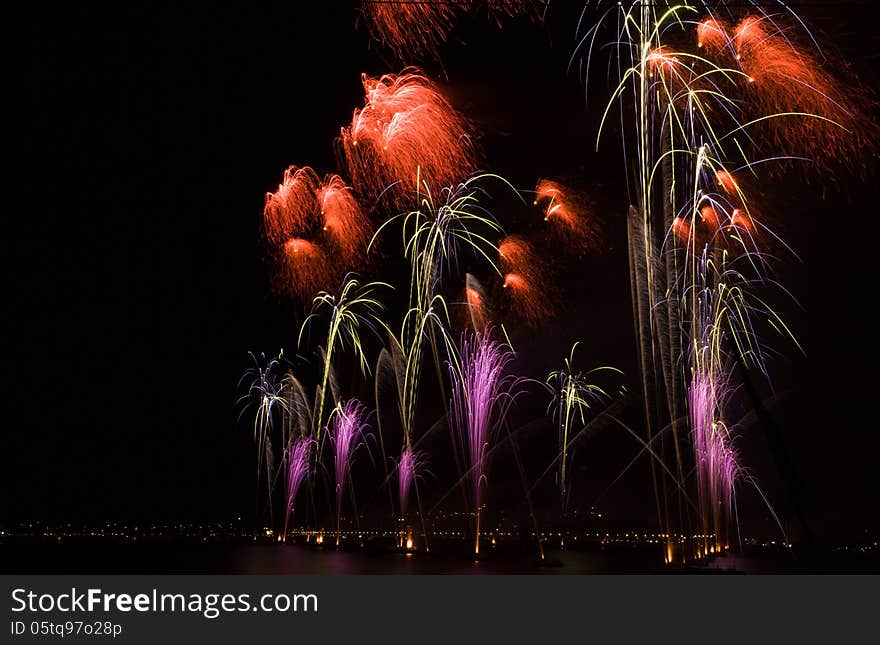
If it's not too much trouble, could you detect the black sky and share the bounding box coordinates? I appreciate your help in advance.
[9,2,880,545]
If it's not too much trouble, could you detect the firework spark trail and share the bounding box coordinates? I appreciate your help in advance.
[688,369,739,555]
[397,177,504,313]
[299,277,391,442]
[360,0,458,61]
[448,327,524,556]
[238,353,290,526]
[396,446,428,519]
[498,235,549,327]
[360,1,545,61]
[535,179,599,254]
[371,175,507,446]
[327,400,373,547]
[337,70,477,207]
[679,239,801,551]
[371,175,514,550]
[546,343,615,513]
[283,436,315,542]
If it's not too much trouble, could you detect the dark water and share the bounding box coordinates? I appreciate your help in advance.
[2,542,877,574]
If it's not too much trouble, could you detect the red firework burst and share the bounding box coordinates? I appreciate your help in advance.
[263,166,319,245]
[729,208,755,235]
[700,205,720,229]
[714,170,739,196]
[719,15,876,169]
[647,46,680,78]
[672,216,691,243]
[459,273,490,331]
[360,0,458,61]
[338,70,477,207]
[696,17,728,53]
[360,1,545,61]
[497,235,549,327]
[264,168,371,303]
[275,238,332,303]
[535,178,599,254]
[317,173,372,265]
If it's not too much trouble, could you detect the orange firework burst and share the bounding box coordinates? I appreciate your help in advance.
[459,273,491,331]
[696,17,728,53]
[337,69,477,207]
[317,174,371,265]
[274,238,332,303]
[360,0,458,61]
[699,205,720,229]
[263,166,319,245]
[498,235,549,327]
[360,1,545,61]
[729,15,876,167]
[264,167,371,303]
[672,216,691,243]
[477,0,546,23]
[534,178,599,254]
[647,46,680,78]
[729,208,755,235]
[714,170,739,196]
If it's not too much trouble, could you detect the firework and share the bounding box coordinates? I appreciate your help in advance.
[396,446,428,520]
[373,175,507,445]
[360,0,457,61]
[327,400,373,546]
[448,327,523,555]
[575,1,833,560]
[264,167,372,304]
[238,352,289,525]
[546,343,613,513]
[646,46,680,78]
[700,204,720,229]
[317,173,372,265]
[714,170,739,196]
[271,237,332,303]
[479,0,545,22]
[300,278,390,441]
[688,369,739,554]
[360,1,545,61]
[372,175,514,550]
[263,166,319,245]
[726,15,875,167]
[337,70,477,207]
[283,436,315,542]
[534,179,599,254]
[498,235,548,327]
[696,16,728,54]
[461,273,490,331]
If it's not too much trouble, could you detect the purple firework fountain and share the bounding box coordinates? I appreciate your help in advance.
[689,370,740,556]
[396,446,427,549]
[283,436,315,542]
[328,400,372,547]
[449,328,523,556]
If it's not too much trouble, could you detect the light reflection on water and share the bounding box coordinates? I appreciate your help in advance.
[231,544,663,574]
[1,542,669,574]
[6,542,871,573]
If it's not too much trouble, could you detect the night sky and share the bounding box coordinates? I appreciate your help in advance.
[10,2,880,546]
